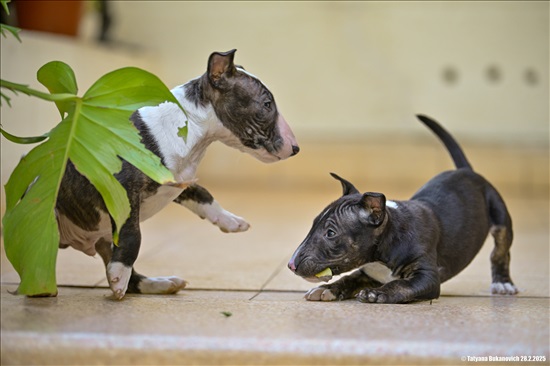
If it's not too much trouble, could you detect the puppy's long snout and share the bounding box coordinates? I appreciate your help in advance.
[288,247,300,272]
[275,114,299,160]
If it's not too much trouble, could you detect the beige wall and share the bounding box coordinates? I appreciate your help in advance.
[109,1,548,144]
[1,1,548,215]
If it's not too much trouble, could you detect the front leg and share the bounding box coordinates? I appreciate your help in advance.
[305,269,382,301]
[356,266,440,304]
[174,184,249,233]
[97,239,187,297]
[107,203,141,300]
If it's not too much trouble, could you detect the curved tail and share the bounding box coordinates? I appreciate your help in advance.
[416,114,472,170]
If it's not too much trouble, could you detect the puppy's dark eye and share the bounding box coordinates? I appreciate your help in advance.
[264,101,271,109]
[325,229,336,238]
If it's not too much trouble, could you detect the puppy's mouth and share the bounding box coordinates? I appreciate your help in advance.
[252,149,282,163]
[304,267,333,283]
[254,141,298,163]
[304,275,333,283]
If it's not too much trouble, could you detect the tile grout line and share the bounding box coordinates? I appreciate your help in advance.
[0,282,548,298]
[248,256,289,301]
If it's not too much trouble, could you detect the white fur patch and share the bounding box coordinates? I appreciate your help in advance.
[140,185,184,222]
[361,261,398,284]
[305,287,337,301]
[106,262,132,300]
[138,84,219,183]
[386,200,399,209]
[490,282,518,295]
[181,200,250,233]
[139,276,188,294]
[56,211,112,256]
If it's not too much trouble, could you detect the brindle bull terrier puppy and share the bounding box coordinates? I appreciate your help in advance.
[288,115,517,304]
[56,49,299,299]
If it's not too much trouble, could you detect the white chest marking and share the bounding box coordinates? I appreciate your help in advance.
[361,261,399,284]
[138,84,218,183]
[140,185,184,222]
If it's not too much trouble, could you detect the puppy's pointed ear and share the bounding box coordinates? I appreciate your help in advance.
[207,49,237,88]
[360,192,386,226]
[330,172,360,196]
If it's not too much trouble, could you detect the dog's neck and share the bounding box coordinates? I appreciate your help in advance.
[139,77,238,182]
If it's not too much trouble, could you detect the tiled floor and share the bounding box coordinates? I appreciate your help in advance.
[1,186,549,365]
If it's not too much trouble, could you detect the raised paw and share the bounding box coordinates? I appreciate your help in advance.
[187,200,250,233]
[491,282,518,295]
[107,262,132,300]
[200,202,250,232]
[213,210,250,233]
[305,286,337,301]
[357,289,389,303]
[139,276,188,294]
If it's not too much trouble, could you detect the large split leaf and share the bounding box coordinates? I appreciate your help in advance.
[37,60,77,117]
[2,61,185,296]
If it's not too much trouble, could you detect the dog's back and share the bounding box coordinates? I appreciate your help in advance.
[411,115,514,284]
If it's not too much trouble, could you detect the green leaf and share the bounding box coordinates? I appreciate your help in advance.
[84,67,181,111]
[1,90,12,106]
[77,68,178,235]
[0,128,48,144]
[3,63,183,296]
[3,124,68,295]
[1,0,11,15]
[0,2,20,42]
[37,61,78,118]
[0,24,21,42]
[178,125,188,142]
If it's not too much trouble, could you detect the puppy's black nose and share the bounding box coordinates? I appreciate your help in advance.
[291,145,300,156]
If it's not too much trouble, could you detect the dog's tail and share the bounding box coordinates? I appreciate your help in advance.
[416,114,473,170]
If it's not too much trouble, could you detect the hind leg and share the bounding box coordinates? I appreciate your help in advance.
[129,274,188,294]
[489,225,518,294]
[95,239,187,298]
[488,191,518,295]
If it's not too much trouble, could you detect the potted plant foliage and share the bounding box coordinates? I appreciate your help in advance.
[0,0,188,297]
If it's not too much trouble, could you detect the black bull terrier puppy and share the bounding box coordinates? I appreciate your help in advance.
[288,115,517,304]
[56,49,299,299]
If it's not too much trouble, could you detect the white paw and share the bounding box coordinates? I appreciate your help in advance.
[139,276,188,294]
[212,209,250,233]
[187,200,250,233]
[491,282,518,295]
[106,262,132,300]
[305,287,337,301]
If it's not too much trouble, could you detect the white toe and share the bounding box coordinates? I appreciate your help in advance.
[491,282,518,295]
[321,289,337,301]
[305,287,323,301]
[107,262,132,300]
[216,211,250,233]
[305,287,335,301]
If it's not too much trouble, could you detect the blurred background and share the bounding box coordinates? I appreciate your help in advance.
[1,5,548,360]
[1,1,548,215]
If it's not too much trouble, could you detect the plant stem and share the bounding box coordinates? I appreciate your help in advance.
[0,79,77,102]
